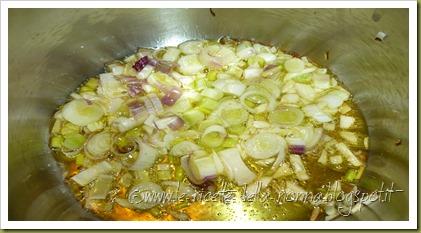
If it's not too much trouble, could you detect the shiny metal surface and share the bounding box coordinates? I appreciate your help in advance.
[8,9,408,221]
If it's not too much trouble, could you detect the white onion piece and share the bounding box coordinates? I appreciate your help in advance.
[243,67,263,80]
[199,45,238,69]
[113,116,147,132]
[306,128,323,149]
[62,99,104,126]
[149,94,164,113]
[218,148,256,185]
[189,155,218,181]
[289,154,310,181]
[312,73,331,89]
[136,65,154,80]
[129,141,159,170]
[85,131,111,160]
[335,143,362,166]
[302,104,332,123]
[236,41,255,59]
[181,155,205,185]
[127,182,164,210]
[213,79,246,96]
[258,53,277,63]
[295,83,316,101]
[284,58,305,73]
[339,115,355,129]
[71,161,113,186]
[88,174,114,200]
[162,47,181,62]
[177,54,204,75]
[98,73,127,98]
[245,133,285,159]
[178,40,204,55]
[154,116,184,130]
[318,89,350,109]
[170,141,201,157]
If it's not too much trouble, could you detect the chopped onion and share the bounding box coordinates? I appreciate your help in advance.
[189,155,219,181]
[236,41,255,59]
[268,107,304,126]
[240,86,276,113]
[162,47,181,62]
[213,79,246,96]
[329,155,343,165]
[243,67,262,80]
[177,54,204,75]
[127,100,145,116]
[245,133,285,159]
[161,88,182,106]
[98,73,127,98]
[127,182,164,210]
[132,56,150,72]
[295,83,316,101]
[220,106,249,127]
[289,154,310,181]
[180,155,205,185]
[335,143,362,166]
[201,88,223,100]
[302,104,332,123]
[199,44,238,69]
[339,115,355,129]
[284,58,304,73]
[62,99,104,126]
[129,141,159,170]
[170,141,201,157]
[113,116,147,132]
[218,148,256,185]
[258,53,276,63]
[149,94,164,113]
[318,89,350,109]
[136,65,154,80]
[71,161,113,186]
[178,40,204,55]
[88,174,114,200]
[201,125,227,148]
[85,131,111,160]
[312,73,331,89]
[154,116,184,130]
[339,131,358,145]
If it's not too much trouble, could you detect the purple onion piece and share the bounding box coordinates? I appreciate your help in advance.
[161,88,183,106]
[127,83,144,97]
[289,144,306,155]
[155,60,177,74]
[127,100,145,116]
[132,56,150,72]
[168,116,184,131]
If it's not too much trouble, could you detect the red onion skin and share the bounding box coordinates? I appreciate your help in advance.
[132,56,150,72]
[289,145,306,155]
[127,83,144,97]
[127,100,145,116]
[168,117,184,131]
[161,88,182,106]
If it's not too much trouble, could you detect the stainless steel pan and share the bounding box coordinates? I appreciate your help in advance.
[8,8,408,220]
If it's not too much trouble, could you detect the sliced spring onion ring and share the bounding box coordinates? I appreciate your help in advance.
[201,125,227,148]
[245,132,285,159]
[268,107,304,126]
[129,141,159,170]
[71,161,113,186]
[170,141,201,157]
[218,148,256,185]
[85,131,111,160]
[62,99,104,126]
